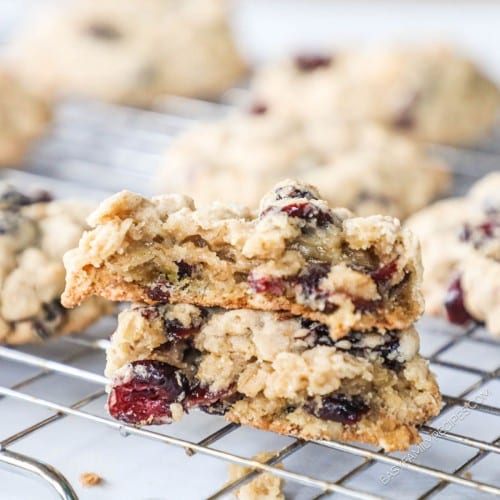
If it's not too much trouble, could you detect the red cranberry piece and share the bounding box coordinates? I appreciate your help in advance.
[248,275,286,296]
[147,279,171,302]
[296,262,330,296]
[185,383,240,416]
[0,186,53,208]
[370,259,398,283]
[249,101,268,115]
[459,224,472,242]
[300,318,334,347]
[176,260,194,280]
[479,221,498,237]
[164,318,200,342]
[294,54,332,72]
[139,305,160,321]
[392,93,419,130]
[86,23,122,40]
[108,361,188,425]
[304,393,369,424]
[280,202,334,227]
[392,109,414,130]
[374,335,402,372]
[444,276,474,325]
[350,297,382,312]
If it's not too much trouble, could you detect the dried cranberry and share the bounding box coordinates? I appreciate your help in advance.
[140,305,160,321]
[459,220,499,247]
[185,383,237,414]
[176,260,194,280]
[248,101,268,115]
[86,23,121,40]
[108,361,188,425]
[374,334,402,372]
[444,276,474,325]
[295,54,332,72]
[164,318,200,342]
[392,108,414,130]
[349,297,381,312]
[297,262,330,294]
[274,185,318,201]
[304,393,369,424]
[247,275,286,296]
[0,186,52,208]
[279,202,334,227]
[459,224,472,242]
[147,280,171,302]
[392,93,419,130]
[479,221,498,237]
[300,318,334,347]
[370,260,398,283]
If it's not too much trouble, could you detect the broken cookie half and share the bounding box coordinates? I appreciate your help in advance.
[105,304,441,452]
[62,179,423,338]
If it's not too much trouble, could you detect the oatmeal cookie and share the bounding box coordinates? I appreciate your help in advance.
[105,304,441,452]
[158,112,449,218]
[251,45,499,145]
[62,180,424,337]
[9,0,246,105]
[407,173,500,335]
[0,70,51,165]
[0,185,112,344]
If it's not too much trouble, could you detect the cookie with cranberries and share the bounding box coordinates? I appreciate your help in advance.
[63,180,423,338]
[105,303,441,451]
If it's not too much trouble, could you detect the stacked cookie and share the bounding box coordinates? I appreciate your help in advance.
[62,180,441,451]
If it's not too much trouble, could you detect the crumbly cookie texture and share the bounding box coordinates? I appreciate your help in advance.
[407,173,500,336]
[62,180,424,337]
[0,71,51,165]
[227,452,284,500]
[251,45,500,145]
[158,113,449,218]
[9,0,246,105]
[0,185,113,344]
[105,304,441,452]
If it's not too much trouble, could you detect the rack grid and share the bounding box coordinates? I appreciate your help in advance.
[0,96,499,500]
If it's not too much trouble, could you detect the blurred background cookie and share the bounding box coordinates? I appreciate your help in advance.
[158,111,450,219]
[251,45,500,145]
[8,0,247,106]
[406,173,500,336]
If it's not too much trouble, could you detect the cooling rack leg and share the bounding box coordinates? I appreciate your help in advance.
[0,448,78,500]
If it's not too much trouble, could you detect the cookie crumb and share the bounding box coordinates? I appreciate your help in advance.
[227,451,284,499]
[80,472,102,487]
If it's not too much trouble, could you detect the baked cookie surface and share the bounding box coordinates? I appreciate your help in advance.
[10,0,246,105]
[0,185,112,344]
[407,173,500,336]
[62,180,424,337]
[0,71,51,165]
[105,303,441,452]
[158,112,450,219]
[251,45,499,145]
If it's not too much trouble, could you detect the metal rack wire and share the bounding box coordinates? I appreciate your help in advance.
[0,96,499,499]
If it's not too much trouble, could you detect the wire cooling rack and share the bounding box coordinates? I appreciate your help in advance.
[0,96,499,500]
